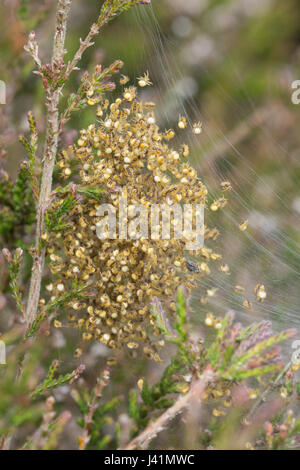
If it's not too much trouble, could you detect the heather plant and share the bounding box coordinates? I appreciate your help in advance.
[0,0,299,451]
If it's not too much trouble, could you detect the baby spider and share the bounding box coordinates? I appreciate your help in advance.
[186,260,200,273]
[138,72,152,87]
[193,122,202,135]
[120,75,130,85]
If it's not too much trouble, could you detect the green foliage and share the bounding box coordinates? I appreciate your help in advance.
[128,291,196,437]
[264,411,300,450]
[0,327,78,449]
[45,194,75,232]
[19,112,38,178]
[99,0,150,26]
[1,114,37,246]
[128,292,298,446]
[0,330,45,436]
[25,280,89,337]
[2,248,25,318]
[32,360,85,399]
[54,184,106,203]
[46,280,88,314]
[24,310,46,339]
[61,60,123,124]
[73,370,122,450]
[45,184,106,234]
[0,166,36,245]
[128,355,182,436]
[82,395,122,450]
[209,316,296,381]
[18,0,29,19]
[152,290,190,359]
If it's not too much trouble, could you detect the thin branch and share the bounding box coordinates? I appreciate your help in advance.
[24,31,42,71]
[121,368,215,450]
[0,435,11,450]
[58,92,82,135]
[25,0,72,326]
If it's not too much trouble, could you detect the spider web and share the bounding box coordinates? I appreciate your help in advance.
[128,2,300,342]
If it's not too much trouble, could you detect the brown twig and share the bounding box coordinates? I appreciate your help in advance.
[121,368,215,450]
[0,435,11,450]
[78,367,111,450]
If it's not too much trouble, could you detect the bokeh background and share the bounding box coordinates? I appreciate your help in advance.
[0,0,299,449]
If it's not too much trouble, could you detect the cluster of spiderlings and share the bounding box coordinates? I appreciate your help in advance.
[43,79,222,361]
[202,380,233,418]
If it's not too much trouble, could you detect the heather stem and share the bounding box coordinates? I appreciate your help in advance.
[25,0,72,326]
[121,369,214,450]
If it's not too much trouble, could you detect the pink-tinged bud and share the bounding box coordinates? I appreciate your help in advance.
[0,170,9,180]
[85,290,97,297]
[77,364,86,376]
[70,364,86,384]
[95,65,102,74]
[111,60,124,72]
[29,30,36,41]
[46,396,56,411]
[139,0,151,4]
[285,328,297,339]
[102,82,116,92]
[15,248,23,258]
[2,248,12,263]
[42,76,49,90]
[70,183,78,196]
[279,424,288,439]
